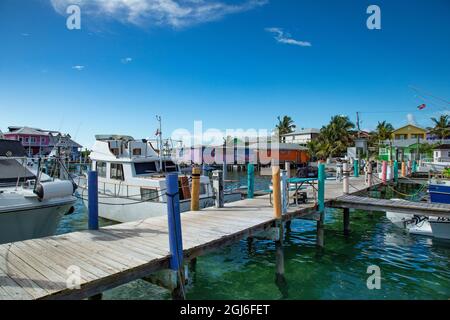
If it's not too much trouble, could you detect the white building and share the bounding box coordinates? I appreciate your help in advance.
[281,128,320,146]
[434,144,450,163]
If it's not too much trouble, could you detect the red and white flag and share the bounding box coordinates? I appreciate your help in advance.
[417,104,426,110]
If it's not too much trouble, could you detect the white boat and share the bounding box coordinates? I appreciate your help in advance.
[0,139,77,244]
[77,135,240,223]
[386,198,450,239]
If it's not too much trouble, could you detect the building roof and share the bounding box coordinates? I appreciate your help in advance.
[282,128,320,136]
[6,126,48,136]
[392,124,427,133]
[434,144,450,150]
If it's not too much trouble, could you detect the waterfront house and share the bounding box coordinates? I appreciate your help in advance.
[3,126,82,160]
[281,128,320,146]
[433,144,450,163]
[391,124,427,141]
[378,138,450,162]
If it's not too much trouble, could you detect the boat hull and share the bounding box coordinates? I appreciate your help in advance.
[0,199,75,244]
[429,184,450,204]
[429,220,450,240]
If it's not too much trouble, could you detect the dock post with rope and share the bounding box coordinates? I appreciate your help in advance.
[353,159,359,178]
[247,163,255,199]
[142,173,186,299]
[401,161,407,177]
[88,170,99,231]
[316,163,326,248]
[393,160,399,183]
[191,167,201,211]
[382,161,388,184]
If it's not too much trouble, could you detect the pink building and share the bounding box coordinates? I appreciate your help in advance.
[3,126,82,159]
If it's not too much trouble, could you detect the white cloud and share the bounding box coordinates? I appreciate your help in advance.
[50,0,267,28]
[407,113,417,125]
[121,57,133,64]
[265,27,311,47]
[72,65,85,71]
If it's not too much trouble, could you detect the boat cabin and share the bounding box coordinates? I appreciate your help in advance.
[87,135,211,203]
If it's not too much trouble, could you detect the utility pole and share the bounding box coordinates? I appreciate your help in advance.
[356,112,361,138]
[156,115,163,172]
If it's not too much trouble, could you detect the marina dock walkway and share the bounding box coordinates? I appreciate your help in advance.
[0,177,367,300]
[1,176,449,300]
[330,194,450,217]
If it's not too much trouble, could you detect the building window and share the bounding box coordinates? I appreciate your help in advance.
[25,137,29,143]
[140,188,160,202]
[96,161,107,178]
[30,137,36,143]
[110,163,124,180]
[133,148,142,156]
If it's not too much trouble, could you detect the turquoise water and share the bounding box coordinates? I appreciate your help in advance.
[57,173,450,300]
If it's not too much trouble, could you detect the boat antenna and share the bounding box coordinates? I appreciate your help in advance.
[156,115,163,172]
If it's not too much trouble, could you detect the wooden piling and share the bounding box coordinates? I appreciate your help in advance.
[382,161,387,184]
[88,170,99,231]
[212,170,224,208]
[343,163,349,194]
[247,163,255,199]
[393,160,399,183]
[317,163,326,248]
[367,162,373,187]
[281,170,288,214]
[191,167,201,211]
[353,159,359,177]
[272,166,282,219]
[401,161,406,177]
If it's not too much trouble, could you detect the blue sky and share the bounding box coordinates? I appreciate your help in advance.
[0,0,449,147]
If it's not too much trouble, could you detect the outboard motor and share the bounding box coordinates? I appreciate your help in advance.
[34,180,77,200]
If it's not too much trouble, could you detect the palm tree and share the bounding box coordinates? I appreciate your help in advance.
[428,115,449,141]
[275,116,296,142]
[313,115,355,159]
[374,121,394,142]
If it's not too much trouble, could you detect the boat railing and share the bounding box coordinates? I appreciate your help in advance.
[76,176,150,199]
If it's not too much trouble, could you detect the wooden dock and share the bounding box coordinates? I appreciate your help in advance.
[2,174,447,300]
[330,195,450,217]
[0,176,369,300]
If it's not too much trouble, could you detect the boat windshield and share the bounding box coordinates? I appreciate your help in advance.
[134,162,157,175]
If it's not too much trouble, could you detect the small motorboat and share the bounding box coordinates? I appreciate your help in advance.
[386,197,450,240]
[0,139,77,244]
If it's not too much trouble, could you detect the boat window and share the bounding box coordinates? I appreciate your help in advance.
[110,148,120,156]
[96,161,107,178]
[162,161,177,172]
[140,188,160,202]
[200,183,207,195]
[110,163,124,181]
[134,162,157,175]
[133,148,142,156]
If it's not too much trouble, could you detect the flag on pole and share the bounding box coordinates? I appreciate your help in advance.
[417,104,426,110]
[155,129,161,136]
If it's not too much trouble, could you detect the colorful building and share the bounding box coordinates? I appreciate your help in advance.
[3,126,82,160]
[391,124,427,140]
